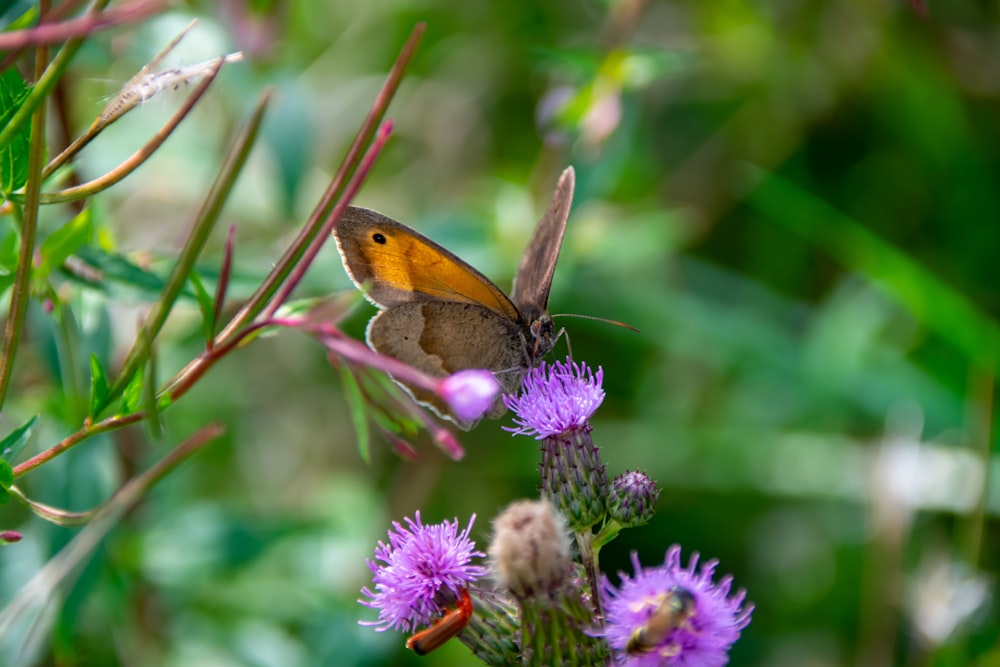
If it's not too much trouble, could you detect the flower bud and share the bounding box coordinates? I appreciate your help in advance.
[607,470,659,528]
[488,499,573,600]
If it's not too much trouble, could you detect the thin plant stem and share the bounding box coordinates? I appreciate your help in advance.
[12,413,144,477]
[43,18,198,179]
[0,34,50,410]
[161,120,395,401]
[960,362,994,569]
[0,0,112,152]
[575,531,604,622]
[23,57,229,205]
[216,22,425,340]
[96,80,268,413]
[0,423,222,637]
[263,120,394,318]
[0,0,164,53]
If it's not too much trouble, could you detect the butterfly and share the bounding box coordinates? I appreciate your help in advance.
[333,166,574,429]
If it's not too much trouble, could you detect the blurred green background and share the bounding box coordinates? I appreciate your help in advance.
[2,0,999,665]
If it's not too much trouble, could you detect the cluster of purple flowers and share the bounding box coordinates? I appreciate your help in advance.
[359,359,753,665]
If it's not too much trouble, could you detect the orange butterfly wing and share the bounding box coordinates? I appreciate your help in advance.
[334,207,520,321]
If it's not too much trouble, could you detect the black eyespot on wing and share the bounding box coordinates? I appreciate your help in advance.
[373,232,387,244]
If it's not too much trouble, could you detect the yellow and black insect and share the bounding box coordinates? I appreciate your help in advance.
[626,587,697,655]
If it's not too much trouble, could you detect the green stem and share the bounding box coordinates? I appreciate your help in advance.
[575,531,603,622]
[0,0,108,152]
[0,37,50,409]
[592,519,622,550]
[13,413,143,477]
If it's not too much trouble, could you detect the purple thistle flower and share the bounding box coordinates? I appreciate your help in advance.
[601,546,753,667]
[438,369,502,423]
[504,358,605,439]
[359,512,488,632]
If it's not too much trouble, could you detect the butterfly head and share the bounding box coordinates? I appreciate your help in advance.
[525,311,556,364]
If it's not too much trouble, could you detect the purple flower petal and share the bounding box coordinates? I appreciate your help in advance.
[504,358,605,439]
[439,369,501,423]
[601,546,753,666]
[359,512,488,632]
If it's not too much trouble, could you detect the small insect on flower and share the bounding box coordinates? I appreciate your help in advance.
[626,586,696,656]
[405,588,474,655]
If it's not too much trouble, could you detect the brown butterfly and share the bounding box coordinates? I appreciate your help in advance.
[334,167,575,429]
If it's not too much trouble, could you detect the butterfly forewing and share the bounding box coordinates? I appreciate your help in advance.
[335,207,520,320]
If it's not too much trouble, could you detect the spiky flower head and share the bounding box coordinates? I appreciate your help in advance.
[359,512,488,632]
[504,358,608,531]
[504,359,605,439]
[608,470,660,528]
[601,546,753,667]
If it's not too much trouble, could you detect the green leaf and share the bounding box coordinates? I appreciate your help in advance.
[0,1,37,31]
[120,366,144,414]
[0,68,31,193]
[188,271,215,341]
[0,459,11,505]
[0,229,17,297]
[336,364,370,463]
[89,354,110,418]
[37,208,94,280]
[142,352,162,440]
[0,414,38,463]
[0,458,13,489]
[74,245,168,294]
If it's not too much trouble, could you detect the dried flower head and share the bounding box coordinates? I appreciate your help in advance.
[489,499,573,600]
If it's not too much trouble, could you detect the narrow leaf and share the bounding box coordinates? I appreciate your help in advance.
[142,350,162,440]
[74,245,168,295]
[0,459,12,490]
[336,362,370,463]
[188,271,215,342]
[120,366,144,414]
[212,225,236,337]
[88,354,110,418]
[0,1,36,32]
[0,460,10,505]
[0,69,30,192]
[0,414,38,462]
[37,208,94,280]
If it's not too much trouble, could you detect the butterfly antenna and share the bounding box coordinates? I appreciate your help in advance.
[559,327,572,362]
[551,313,641,333]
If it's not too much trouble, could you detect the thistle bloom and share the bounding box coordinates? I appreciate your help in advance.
[602,546,753,667]
[359,512,488,632]
[504,359,605,439]
[439,369,502,423]
[504,358,608,531]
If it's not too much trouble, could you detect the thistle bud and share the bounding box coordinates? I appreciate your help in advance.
[489,499,573,600]
[607,470,660,528]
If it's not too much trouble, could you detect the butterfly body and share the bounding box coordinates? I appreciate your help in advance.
[334,167,574,428]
